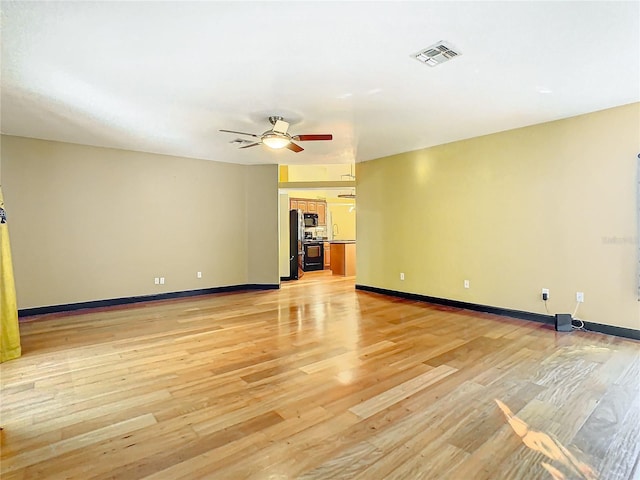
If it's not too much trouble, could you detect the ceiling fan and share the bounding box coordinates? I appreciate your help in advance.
[220,116,332,153]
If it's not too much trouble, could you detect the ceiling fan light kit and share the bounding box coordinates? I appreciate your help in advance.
[262,134,290,149]
[220,115,332,153]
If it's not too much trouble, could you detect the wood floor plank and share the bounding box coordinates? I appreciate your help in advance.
[143,431,271,480]
[1,271,638,479]
[582,356,640,480]
[2,414,157,474]
[297,440,384,479]
[2,390,172,454]
[348,364,457,419]
[385,441,470,479]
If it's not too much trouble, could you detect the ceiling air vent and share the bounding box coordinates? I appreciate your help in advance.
[412,41,461,67]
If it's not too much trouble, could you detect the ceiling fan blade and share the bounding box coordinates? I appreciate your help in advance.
[292,134,333,141]
[219,129,260,138]
[286,142,304,153]
[239,142,261,149]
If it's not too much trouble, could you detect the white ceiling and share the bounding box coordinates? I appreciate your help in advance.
[1,1,639,166]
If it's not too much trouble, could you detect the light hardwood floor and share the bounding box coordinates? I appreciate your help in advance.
[1,271,639,479]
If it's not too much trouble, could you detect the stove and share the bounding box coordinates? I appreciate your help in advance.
[303,242,324,271]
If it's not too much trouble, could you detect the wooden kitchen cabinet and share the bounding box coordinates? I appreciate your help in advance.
[317,202,326,225]
[324,242,330,269]
[330,241,356,276]
[289,198,327,223]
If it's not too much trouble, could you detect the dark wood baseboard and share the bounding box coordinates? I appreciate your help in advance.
[355,284,639,341]
[18,284,280,318]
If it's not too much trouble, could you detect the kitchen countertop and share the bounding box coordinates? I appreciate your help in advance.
[329,240,356,243]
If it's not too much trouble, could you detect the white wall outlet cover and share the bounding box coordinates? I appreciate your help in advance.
[576,292,584,302]
[154,277,160,285]
[464,280,470,288]
[160,277,165,285]
[197,272,202,278]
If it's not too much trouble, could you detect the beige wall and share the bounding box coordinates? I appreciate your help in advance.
[357,103,640,331]
[1,135,279,309]
[246,164,280,284]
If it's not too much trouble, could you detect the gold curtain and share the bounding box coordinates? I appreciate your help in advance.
[1,185,21,362]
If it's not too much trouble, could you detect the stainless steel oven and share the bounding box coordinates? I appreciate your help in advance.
[303,242,324,271]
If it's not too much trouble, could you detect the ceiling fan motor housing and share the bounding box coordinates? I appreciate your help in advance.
[271,120,289,135]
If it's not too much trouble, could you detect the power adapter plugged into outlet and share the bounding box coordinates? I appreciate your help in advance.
[542,292,548,301]
[555,313,573,332]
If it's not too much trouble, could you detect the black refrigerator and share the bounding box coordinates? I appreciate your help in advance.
[289,209,304,279]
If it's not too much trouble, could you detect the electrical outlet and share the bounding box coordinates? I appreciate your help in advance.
[154,277,160,285]
[197,271,202,279]
[464,280,470,289]
[160,277,165,285]
[542,288,549,300]
[576,291,584,303]
[400,273,405,281]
